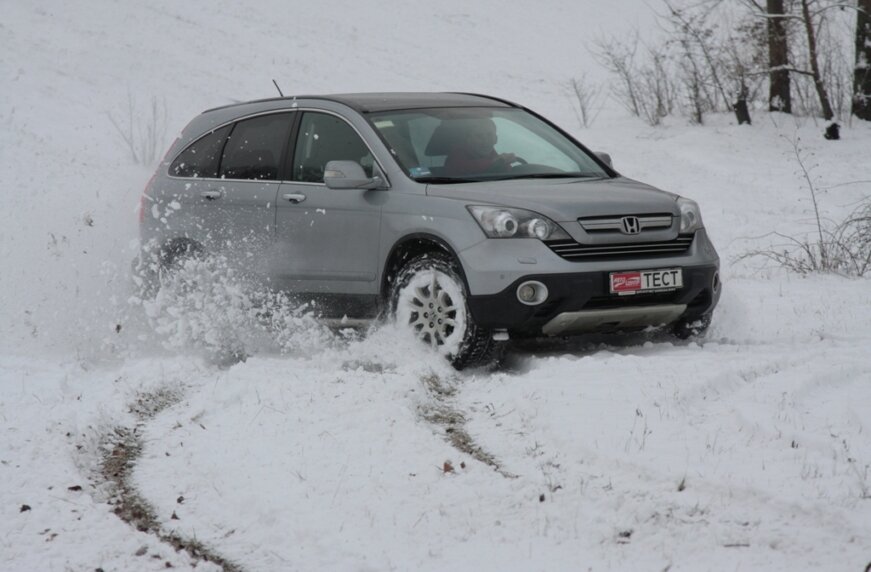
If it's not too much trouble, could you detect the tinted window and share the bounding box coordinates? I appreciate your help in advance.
[170,125,231,178]
[220,113,293,181]
[293,113,373,183]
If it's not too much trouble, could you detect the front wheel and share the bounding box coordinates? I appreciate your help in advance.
[390,252,502,369]
[672,313,712,340]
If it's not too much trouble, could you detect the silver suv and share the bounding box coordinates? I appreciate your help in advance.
[138,93,720,367]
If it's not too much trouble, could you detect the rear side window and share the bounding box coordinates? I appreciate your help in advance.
[169,125,231,178]
[293,112,373,183]
[220,113,294,181]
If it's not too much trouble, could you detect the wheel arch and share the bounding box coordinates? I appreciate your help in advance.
[158,236,204,268]
[380,233,470,301]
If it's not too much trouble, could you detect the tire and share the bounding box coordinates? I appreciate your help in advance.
[672,313,712,340]
[158,240,204,284]
[390,251,502,369]
[132,240,204,299]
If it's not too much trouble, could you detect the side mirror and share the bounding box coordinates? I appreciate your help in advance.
[595,152,613,168]
[324,160,383,190]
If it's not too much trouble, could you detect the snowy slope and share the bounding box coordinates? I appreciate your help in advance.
[2,1,871,571]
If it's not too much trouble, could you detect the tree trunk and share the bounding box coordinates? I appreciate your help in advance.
[800,0,835,120]
[767,0,792,113]
[854,0,871,121]
[735,81,752,125]
[734,98,752,124]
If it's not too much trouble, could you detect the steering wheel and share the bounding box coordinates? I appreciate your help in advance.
[488,154,526,172]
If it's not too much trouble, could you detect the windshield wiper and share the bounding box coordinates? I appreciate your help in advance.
[413,176,486,184]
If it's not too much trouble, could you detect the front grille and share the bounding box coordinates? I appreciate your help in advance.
[545,234,694,261]
[579,213,674,233]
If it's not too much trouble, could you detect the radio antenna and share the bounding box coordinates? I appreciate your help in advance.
[272,79,284,97]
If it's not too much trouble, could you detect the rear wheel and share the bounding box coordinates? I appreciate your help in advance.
[132,240,205,299]
[390,252,502,369]
[157,240,204,286]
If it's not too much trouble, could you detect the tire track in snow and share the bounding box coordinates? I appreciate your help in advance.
[417,372,517,479]
[451,343,871,559]
[97,386,244,572]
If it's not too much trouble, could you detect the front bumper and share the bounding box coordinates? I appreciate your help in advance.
[458,228,721,336]
[466,264,720,335]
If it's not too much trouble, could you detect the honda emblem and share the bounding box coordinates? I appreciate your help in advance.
[621,216,641,234]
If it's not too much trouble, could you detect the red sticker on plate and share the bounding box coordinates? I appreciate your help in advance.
[611,272,642,293]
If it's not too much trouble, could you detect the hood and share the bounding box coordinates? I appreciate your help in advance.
[426,177,679,222]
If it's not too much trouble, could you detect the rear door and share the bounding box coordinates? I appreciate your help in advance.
[160,124,233,252]
[273,111,386,296]
[185,112,294,275]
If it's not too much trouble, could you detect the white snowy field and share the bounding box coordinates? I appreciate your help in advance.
[2,1,871,571]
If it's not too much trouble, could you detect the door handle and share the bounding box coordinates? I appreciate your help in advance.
[282,193,306,204]
[200,189,224,200]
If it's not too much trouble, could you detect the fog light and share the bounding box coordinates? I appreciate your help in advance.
[518,284,535,301]
[712,271,721,294]
[516,281,548,306]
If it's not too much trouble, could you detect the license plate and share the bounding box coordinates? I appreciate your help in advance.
[610,268,683,295]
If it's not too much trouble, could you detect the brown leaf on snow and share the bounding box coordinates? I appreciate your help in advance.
[442,460,454,474]
[67,485,83,492]
[20,504,31,513]
[171,511,179,520]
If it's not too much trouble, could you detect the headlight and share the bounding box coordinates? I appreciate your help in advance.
[677,197,704,233]
[467,206,571,240]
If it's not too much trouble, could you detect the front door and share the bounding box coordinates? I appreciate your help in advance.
[273,111,385,302]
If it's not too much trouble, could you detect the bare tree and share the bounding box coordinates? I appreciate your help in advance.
[590,35,642,117]
[738,0,860,119]
[664,1,753,123]
[591,0,855,124]
[725,16,768,121]
[767,0,793,112]
[799,0,835,119]
[819,16,855,119]
[108,93,168,166]
[673,31,712,123]
[568,74,603,128]
[855,0,871,120]
[592,34,677,126]
[637,45,677,125]
[664,1,731,107]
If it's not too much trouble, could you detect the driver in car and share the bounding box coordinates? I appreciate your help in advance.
[444,118,519,176]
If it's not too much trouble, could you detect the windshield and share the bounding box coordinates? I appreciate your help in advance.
[368,107,608,183]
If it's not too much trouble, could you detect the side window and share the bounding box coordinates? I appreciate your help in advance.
[293,113,373,183]
[169,125,231,178]
[220,113,294,181]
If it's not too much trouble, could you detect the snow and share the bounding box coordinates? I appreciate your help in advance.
[2,1,871,571]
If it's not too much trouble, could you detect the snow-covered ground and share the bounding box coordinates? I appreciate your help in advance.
[2,1,870,571]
